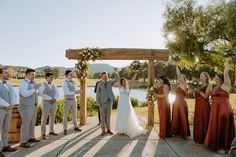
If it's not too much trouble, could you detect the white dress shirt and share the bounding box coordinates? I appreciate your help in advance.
[19,78,37,97]
[63,79,79,96]
[38,82,59,100]
[0,80,18,107]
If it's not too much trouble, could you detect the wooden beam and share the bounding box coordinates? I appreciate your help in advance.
[148,60,154,125]
[66,48,169,61]
[79,81,87,125]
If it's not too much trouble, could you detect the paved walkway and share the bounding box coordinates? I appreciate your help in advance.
[5,116,229,157]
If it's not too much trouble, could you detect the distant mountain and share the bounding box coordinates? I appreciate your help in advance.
[1,63,115,76]
[35,66,75,75]
[35,63,114,75]
[88,63,114,74]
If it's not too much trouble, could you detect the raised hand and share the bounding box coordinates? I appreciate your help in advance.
[114,67,118,72]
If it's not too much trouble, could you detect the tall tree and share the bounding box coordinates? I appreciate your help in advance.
[163,0,236,86]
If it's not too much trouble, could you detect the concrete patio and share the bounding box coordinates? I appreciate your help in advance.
[5,116,228,157]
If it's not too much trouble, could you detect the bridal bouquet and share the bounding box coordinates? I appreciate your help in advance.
[146,86,158,101]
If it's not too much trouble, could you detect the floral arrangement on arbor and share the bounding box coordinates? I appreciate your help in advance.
[146,86,158,101]
[76,47,102,84]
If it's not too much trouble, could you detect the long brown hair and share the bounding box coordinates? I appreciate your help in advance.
[201,72,210,84]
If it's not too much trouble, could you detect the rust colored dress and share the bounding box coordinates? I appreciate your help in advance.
[193,86,210,143]
[204,87,235,150]
[170,87,190,138]
[157,86,171,139]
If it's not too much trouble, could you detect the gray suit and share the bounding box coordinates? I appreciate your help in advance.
[0,83,14,150]
[63,80,78,130]
[230,137,236,157]
[41,83,57,135]
[19,80,38,143]
[96,73,119,131]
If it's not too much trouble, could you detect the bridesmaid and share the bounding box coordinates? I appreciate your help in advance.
[193,72,211,143]
[170,65,190,138]
[156,75,171,139]
[204,59,235,153]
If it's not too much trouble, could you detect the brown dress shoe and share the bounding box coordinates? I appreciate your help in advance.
[41,134,46,140]
[49,132,58,136]
[107,129,113,135]
[63,130,67,135]
[0,152,5,157]
[28,139,40,143]
[74,127,82,132]
[2,146,17,152]
[101,131,106,136]
[20,143,30,148]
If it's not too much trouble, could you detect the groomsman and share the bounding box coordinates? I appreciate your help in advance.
[63,70,82,135]
[19,69,41,148]
[39,73,59,139]
[0,68,17,157]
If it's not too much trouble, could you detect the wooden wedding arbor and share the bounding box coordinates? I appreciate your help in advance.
[66,48,169,125]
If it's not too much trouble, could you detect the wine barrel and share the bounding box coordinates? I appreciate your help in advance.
[8,105,21,143]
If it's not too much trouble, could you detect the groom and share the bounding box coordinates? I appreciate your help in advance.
[96,68,120,135]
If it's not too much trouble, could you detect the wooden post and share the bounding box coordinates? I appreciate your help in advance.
[148,60,155,125]
[79,80,87,125]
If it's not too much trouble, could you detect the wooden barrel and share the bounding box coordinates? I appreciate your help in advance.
[8,105,21,143]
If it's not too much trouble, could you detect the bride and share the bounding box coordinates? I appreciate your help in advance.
[115,72,147,138]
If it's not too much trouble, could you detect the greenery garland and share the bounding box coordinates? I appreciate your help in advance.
[76,47,102,84]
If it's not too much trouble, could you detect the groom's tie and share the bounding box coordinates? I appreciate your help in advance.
[104,81,107,88]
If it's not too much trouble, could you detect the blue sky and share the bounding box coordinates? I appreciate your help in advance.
[0,0,208,68]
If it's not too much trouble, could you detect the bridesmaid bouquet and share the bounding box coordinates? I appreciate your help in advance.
[170,54,180,62]
[222,48,236,64]
[188,80,202,92]
[222,48,236,57]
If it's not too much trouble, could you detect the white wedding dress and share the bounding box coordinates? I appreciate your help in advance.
[115,87,147,138]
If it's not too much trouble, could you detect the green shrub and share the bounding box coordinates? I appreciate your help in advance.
[87,97,97,112]
[130,97,139,107]
[139,101,148,107]
[112,96,119,109]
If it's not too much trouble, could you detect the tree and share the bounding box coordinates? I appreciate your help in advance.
[43,67,53,74]
[6,66,15,78]
[53,68,60,79]
[93,72,101,79]
[163,0,236,86]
